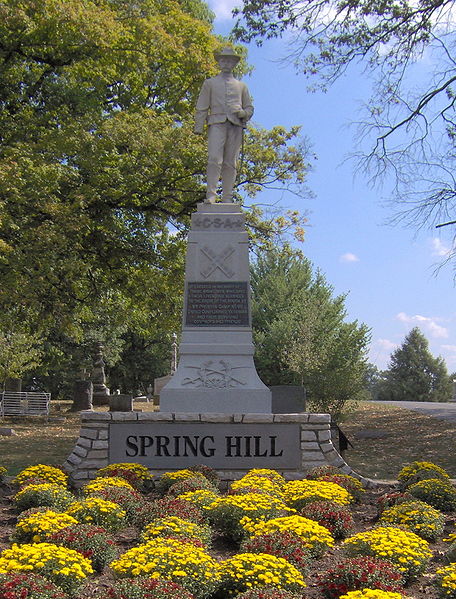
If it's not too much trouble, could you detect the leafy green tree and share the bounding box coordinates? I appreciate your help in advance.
[0,0,312,395]
[251,248,370,419]
[377,327,453,402]
[0,331,43,388]
[234,0,456,245]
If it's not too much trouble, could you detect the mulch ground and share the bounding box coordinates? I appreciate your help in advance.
[0,482,455,599]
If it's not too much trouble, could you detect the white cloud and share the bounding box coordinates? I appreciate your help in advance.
[396,312,449,339]
[207,0,239,20]
[368,338,398,369]
[377,338,398,351]
[431,237,452,257]
[340,252,360,263]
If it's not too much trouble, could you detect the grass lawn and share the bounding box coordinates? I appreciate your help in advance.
[0,400,454,479]
[341,401,456,479]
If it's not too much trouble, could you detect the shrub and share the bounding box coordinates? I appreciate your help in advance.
[398,462,450,490]
[306,465,341,479]
[205,493,292,542]
[300,500,355,539]
[230,476,284,498]
[435,563,456,599]
[134,497,205,529]
[0,467,7,483]
[66,496,127,532]
[339,591,407,599]
[167,475,218,497]
[376,492,415,516]
[216,552,306,597]
[140,516,212,547]
[155,470,199,495]
[83,477,136,495]
[236,590,305,599]
[380,500,445,541]
[109,537,220,598]
[0,572,67,599]
[90,485,145,524]
[317,475,365,503]
[242,469,286,486]
[189,464,220,486]
[408,479,456,512]
[343,526,432,582]
[283,480,352,510]
[49,523,119,572]
[240,530,311,574]
[0,542,93,595]
[13,465,68,488]
[13,483,74,513]
[91,577,196,598]
[95,463,153,491]
[241,515,334,558]
[12,509,78,543]
[316,557,403,599]
[177,490,221,509]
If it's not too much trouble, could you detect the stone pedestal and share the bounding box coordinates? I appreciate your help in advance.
[160,203,271,413]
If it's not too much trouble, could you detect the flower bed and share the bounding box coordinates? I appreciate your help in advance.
[0,461,454,599]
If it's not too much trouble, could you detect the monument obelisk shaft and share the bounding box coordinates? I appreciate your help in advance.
[160,202,271,413]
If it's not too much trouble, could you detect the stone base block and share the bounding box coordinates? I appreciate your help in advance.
[63,411,388,489]
[160,388,271,413]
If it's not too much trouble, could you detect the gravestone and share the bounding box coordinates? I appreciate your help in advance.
[160,202,271,413]
[91,342,110,406]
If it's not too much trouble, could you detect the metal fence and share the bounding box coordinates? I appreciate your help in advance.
[0,391,51,417]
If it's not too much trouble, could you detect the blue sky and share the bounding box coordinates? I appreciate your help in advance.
[208,0,456,373]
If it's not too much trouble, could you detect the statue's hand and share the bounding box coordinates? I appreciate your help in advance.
[235,109,246,119]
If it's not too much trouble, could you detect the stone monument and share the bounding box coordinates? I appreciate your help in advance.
[160,202,271,413]
[91,342,110,406]
[64,49,375,489]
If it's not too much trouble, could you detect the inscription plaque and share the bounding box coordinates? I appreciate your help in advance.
[110,423,301,469]
[185,281,249,326]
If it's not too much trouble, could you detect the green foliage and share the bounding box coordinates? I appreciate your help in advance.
[0,0,312,397]
[0,330,43,385]
[377,328,453,402]
[251,247,370,419]
[407,479,456,512]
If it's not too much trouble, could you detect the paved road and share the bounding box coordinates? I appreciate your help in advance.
[373,400,456,423]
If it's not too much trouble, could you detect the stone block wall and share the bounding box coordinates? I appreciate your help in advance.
[64,411,381,488]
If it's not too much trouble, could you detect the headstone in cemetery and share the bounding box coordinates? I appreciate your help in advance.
[91,342,110,406]
[271,386,306,413]
[71,379,93,412]
[109,394,133,412]
[4,378,21,392]
[70,369,93,412]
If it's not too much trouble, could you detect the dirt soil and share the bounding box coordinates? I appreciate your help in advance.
[1,482,455,599]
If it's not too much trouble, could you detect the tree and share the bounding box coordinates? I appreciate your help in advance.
[377,327,453,402]
[0,330,43,387]
[0,0,312,394]
[234,0,456,248]
[251,248,370,419]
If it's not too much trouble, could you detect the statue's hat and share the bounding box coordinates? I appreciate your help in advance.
[214,47,240,64]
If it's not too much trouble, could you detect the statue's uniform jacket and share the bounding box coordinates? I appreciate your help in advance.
[194,73,254,132]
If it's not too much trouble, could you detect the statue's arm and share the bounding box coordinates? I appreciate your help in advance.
[194,79,211,134]
[241,84,254,122]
